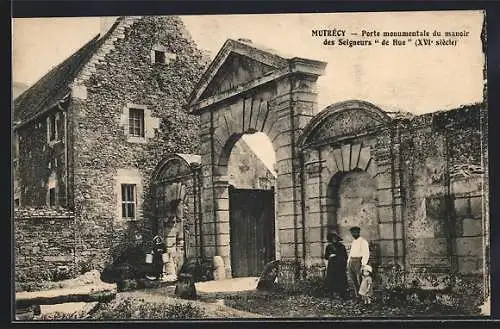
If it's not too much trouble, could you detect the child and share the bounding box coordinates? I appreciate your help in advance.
[358,264,374,304]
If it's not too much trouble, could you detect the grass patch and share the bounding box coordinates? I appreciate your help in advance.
[217,277,483,318]
[89,296,206,320]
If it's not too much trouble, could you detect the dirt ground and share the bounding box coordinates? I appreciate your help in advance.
[198,290,484,318]
[33,275,485,320]
[109,285,483,319]
[114,286,264,318]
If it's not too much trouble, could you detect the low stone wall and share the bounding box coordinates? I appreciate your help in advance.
[15,208,76,290]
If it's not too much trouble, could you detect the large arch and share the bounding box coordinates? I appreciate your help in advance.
[298,100,404,275]
[189,38,327,278]
[297,100,392,150]
[150,153,202,276]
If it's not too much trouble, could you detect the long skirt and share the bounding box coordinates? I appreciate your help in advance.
[325,260,347,297]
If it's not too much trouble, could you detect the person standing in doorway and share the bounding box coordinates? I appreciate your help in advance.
[152,235,167,280]
[324,232,348,299]
[347,226,370,298]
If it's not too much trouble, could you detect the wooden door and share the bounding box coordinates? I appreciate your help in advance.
[229,186,275,277]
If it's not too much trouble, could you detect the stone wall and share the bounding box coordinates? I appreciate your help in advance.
[397,105,486,291]
[68,16,208,272]
[296,102,487,296]
[14,208,76,289]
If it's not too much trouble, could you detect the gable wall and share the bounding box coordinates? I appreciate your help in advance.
[68,16,208,272]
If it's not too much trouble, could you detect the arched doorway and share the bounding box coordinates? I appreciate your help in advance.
[151,154,202,276]
[297,100,393,272]
[187,38,327,278]
[227,132,277,277]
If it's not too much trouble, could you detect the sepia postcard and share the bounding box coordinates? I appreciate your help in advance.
[11,9,490,321]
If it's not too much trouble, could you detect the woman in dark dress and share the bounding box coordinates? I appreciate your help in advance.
[152,235,167,280]
[324,232,348,299]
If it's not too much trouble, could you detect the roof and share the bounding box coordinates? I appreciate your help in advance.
[187,38,288,108]
[13,19,121,124]
[12,82,30,100]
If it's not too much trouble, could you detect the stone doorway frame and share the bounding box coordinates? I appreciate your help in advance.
[188,39,327,278]
[297,100,403,271]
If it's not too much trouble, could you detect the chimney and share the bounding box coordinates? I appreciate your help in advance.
[99,16,118,38]
[237,38,253,44]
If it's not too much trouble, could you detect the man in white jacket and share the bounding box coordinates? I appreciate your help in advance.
[347,226,370,298]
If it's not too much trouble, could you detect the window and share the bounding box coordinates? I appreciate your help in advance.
[129,109,145,137]
[120,104,159,143]
[14,198,20,208]
[47,112,63,144]
[13,132,19,170]
[49,187,56,207]
[116,168,142,220]
[121,184,137,220]
[49,114,57,141]
[151,45,176,65]
[154,50,166,64]
[13,132,19,159]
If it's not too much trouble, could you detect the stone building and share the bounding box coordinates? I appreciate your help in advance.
[186,38,489,297]
[13,17,276,286]
[14,17,488,303]
[13,16,210,283]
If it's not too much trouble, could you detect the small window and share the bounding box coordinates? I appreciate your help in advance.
[49,115,57,141]
[121,184,137,220]
[14,198,20,208]
[154,50,166,64]
[13,132,19,159]
[49,187,56,207]
[129,109,145,137]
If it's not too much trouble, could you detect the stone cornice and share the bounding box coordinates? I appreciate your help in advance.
[189,58,326,115]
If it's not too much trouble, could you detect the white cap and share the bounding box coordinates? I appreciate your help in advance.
[363,265,373,273]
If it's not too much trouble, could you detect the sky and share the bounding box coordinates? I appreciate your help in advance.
[12,11,485,169]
